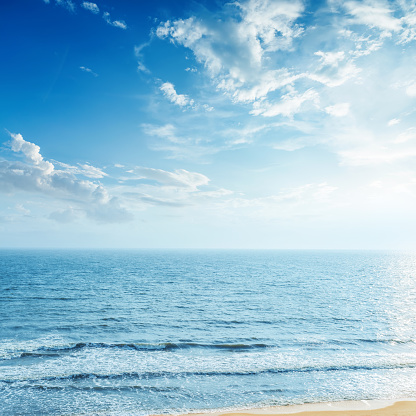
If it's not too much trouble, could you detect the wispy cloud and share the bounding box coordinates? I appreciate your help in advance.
[251,89,319,118]
[80,66,98,77]
[103,11,127,29]
[81,1,99,14]
[54,0,76,12]
[341,0,402,33]
[134,43,150,73]
[53,161,107,178]
[142,123,222,160]
[124,166,210,190]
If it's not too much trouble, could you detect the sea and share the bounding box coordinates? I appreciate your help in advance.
[1,249,416,415]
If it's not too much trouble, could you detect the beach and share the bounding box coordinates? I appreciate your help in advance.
[189,400,416,416]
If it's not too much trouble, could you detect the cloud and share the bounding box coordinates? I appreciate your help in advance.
[1,133,132,223]
[55,0,76,12]
[80,66,98,77]
[216,182,339,220]
[81,1,99,14]
[142,123,179,143]
[156,0,305,114]
[338,0,402,33]
[10,132,54,174]
[77,163,107,178]
[251,89,319,118]
[160,82,194,108]
[49,207,78,223]
[314,51,346,68]
[388,118,401,126]
[330,126,416,166]
[52,161,107,178]
[406,82,416,97]
[398,7,416,44]
[338,146,416,166]
[153,0,416,129]
[331,0,416,46]
[394,127,416,144]
[103,12,127,29]
[307,61,362,88]
[325,103,350,117]
[142,123,220,160]
[134,43,150,74]
[124,167,210,191]
[16,204,31,215]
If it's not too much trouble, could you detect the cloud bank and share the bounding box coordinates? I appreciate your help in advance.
[1,133,132,223]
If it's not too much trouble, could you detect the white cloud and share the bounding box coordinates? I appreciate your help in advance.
[134,43,150,74]
[1,133,131,223]
[156,0,305,114]
[325,103,350,117]
[307,61,362,88]
[77,163,108,178]
[388,118,401,126]
[142,123,179,143]
[406,82,416,97]
[9,133,54,175]
[160,82,194,108]
[52,161,107,178]
[203,104,214,112]
[55,0,76,12]
[394,127,416,143]
[80,66,98,77]
[81,2,99,14]
[141,123,221,160]
[315,51,345,68]
[331,0,416,47]
[112,20,127,30]
[236,0,305,53]
[251,89,319,118]
[398,11,416,44]
[342,0,402,33]
[103,12,127,30]
[126,167,210,191]
[333,127,416,166]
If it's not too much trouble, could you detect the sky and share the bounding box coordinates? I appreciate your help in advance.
[1,0,416,249]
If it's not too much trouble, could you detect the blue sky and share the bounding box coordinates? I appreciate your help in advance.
[1,0,416,249]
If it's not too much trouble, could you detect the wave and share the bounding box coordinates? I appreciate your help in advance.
[2,338,415,361]
[1,341,271,359]
[3,362,416,385]
[0,382,181,393]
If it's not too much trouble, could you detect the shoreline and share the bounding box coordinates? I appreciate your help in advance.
[173,399,416,416]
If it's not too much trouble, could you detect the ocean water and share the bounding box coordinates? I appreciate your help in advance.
[1,249,416,416]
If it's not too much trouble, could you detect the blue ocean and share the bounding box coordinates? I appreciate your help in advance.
[1,250,416,415]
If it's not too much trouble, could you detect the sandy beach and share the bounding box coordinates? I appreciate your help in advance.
[187,400,416,416]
